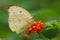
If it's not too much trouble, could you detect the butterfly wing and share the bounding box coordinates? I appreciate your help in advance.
[8,6,34,34]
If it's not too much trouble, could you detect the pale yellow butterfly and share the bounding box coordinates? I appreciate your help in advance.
[8,6,34,34]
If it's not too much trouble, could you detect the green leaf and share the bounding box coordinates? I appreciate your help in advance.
[34,9,59,21]
[42,28,58,39]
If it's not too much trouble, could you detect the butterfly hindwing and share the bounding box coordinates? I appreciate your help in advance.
[8,6,34,34]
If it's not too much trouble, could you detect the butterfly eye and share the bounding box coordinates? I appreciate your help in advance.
[32,16,34,18]
[20,11,22,13]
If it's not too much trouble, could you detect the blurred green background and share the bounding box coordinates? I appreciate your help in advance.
[0,0,60,40]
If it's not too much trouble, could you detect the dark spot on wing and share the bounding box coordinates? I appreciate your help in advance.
[20,11,22,13]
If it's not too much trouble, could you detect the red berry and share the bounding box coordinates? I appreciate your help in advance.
[31,29,37,34]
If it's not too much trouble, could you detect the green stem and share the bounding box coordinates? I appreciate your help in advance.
[23,38,28,40]
[37,32,47,39]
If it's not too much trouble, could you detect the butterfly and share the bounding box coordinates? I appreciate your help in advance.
[8,6,34,34]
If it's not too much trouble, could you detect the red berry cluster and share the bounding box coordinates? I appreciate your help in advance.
[27,21,45,35]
